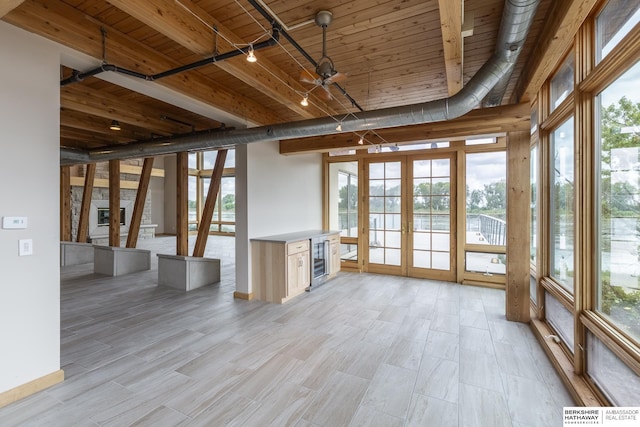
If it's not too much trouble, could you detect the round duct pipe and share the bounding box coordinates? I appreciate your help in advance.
[61,0,539,165]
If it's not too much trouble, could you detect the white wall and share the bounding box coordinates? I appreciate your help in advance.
[235,141,323,294]
[0,23,61,393]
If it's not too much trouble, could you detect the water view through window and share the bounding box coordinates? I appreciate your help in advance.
[466,151,506,275]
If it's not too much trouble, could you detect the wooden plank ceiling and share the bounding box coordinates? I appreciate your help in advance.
[2,0,551,153]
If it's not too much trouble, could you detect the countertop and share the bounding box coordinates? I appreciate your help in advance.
[250,229,340,244]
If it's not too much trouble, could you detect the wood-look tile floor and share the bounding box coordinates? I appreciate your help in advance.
[0,236,574,426]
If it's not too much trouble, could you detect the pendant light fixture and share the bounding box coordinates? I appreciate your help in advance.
[109,120,121,131]
[246,44,257,62]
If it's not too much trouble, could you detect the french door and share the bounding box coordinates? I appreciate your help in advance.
[365,154,456,280]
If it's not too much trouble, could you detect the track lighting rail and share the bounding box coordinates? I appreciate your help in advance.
[246,0,364,112]
[60,26,281,87]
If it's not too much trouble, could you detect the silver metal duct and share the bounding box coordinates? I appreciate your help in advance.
[60,0,539,165]
[483,0,540,106]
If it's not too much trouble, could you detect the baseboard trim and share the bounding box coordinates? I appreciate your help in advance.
[233,291,254,300]
[0,369,64,409]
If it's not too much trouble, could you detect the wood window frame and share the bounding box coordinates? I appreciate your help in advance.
[530,0,640,406]
[188,151,236,236]
[323,135,508,286]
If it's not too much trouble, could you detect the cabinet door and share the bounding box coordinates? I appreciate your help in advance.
[298,250,310,290]
[286,253,298,297]
[287,251,309,297]
[330,242,340,275]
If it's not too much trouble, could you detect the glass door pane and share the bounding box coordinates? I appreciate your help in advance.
[365,155,455,279]
[410,158,453,279]
[368,161,403,270]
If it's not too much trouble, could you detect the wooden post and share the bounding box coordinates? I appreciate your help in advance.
[60,166,71,242]
[77,163,96,243]
[176,152,189,256]
[126,157,154,248]
[506,130,531,322]
[109,159,120,247]
[193,150,227,257]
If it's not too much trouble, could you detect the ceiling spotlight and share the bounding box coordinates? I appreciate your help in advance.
[109,120,121,131]
[358,136,364,145]
[301,94,309,107]
[430,142,438,149]
[246,44,257,63]
[375,145,380,154]
[336,122,342,132]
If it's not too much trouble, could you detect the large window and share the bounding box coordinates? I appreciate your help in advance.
[595,61,640,342]
[465,152,506,246]
[202,176,236,233]
[188,175,197,232]
[550,117,575,292]
[528,0,640,406]
[338,171,358,237]
[465,151,506,276]
[550,54,575,112]
[328,161,359,265]
[596,0,640,63]
[188,149,236,235]
[531,145,538,267]
[587,332,640,405]
[531,144,538,304]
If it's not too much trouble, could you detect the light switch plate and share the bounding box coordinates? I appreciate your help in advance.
[19,239,33,256]
[3,216,28,229]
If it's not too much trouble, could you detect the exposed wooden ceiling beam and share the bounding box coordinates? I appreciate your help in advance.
[60,127,122,145]
[61,84,197,135]
[60,108,155,141]
[514,0,598,102]
[4,0,280,125]
[438,0,464,95]
[60,137,106,149]
[279,103,530,154]
[106,0,333,119]
[0,1,24,18]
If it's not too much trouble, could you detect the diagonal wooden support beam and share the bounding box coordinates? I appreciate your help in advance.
[126,158,154,248]
[192,150,227,257]
[77,163,96,243]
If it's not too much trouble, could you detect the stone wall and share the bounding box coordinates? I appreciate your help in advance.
[70,160,156,246]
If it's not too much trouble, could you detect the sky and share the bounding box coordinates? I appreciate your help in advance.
[466,151,506,192]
